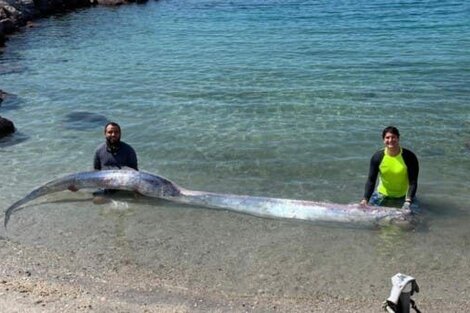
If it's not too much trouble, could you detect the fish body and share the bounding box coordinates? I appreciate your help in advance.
[4,170,414,228]
[176,190,413,227]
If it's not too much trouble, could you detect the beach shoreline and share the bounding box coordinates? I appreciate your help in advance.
[0,0,149,48]
[1,236,469,312]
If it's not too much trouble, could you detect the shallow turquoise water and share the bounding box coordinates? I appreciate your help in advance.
[1,0,469,302]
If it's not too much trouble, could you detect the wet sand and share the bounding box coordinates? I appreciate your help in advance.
[1,199,469,313]
[0,238,372,313]
[0,240,468,313]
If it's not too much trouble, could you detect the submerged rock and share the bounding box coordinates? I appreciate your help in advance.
[0,89,21,110]
[63,111,109,130]
[0,62,27,75]
[0,89,7,103]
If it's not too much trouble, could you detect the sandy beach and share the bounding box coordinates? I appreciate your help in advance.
[1,210,469,313]
[1,242,469,313]
[0,236,371,313]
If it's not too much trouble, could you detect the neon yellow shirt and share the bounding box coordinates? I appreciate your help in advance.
[377,149,409,198]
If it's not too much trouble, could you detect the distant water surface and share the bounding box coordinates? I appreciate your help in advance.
[1,0,469,304]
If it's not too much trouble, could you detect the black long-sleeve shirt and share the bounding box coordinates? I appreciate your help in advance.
[93,141,138,171]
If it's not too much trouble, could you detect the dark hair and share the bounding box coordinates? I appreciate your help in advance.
[104,121,121,133]
[382,126,400,139]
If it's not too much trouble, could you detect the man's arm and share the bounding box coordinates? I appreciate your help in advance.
[93,148,102,171]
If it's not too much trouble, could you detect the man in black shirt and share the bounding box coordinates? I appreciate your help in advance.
[92,122,138,202]
[94,122,138,171]
[68,122,139,203]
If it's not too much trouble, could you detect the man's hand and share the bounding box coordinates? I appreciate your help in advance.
[360,199,368,207]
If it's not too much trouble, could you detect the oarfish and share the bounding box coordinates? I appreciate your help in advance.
[4,170,415,228]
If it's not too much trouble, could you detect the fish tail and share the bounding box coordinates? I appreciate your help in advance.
[4,175,76,228]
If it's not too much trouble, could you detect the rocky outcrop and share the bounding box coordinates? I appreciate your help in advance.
[0,0,41,44]
[0,90,16,137]
[0,115,15,138]
[33,0,93,15]
[0,0,149,47]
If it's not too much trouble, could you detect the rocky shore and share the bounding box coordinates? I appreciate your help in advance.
[0,0,149,47]
[0,0,149,138]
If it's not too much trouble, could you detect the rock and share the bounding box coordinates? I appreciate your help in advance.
[0,21,4,45]
[0,18,17,34]
[63,111,109,130]
[94,0,148,5]
[0,0,36,45]
[0,115,15,138]
[0,1,34,29]
[33,0,92,15]
[94,0,128,5]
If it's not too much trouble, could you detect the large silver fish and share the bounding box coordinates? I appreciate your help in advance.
[4,170,416,228]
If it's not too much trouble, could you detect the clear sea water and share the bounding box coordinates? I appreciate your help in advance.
[1,0,469,306]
